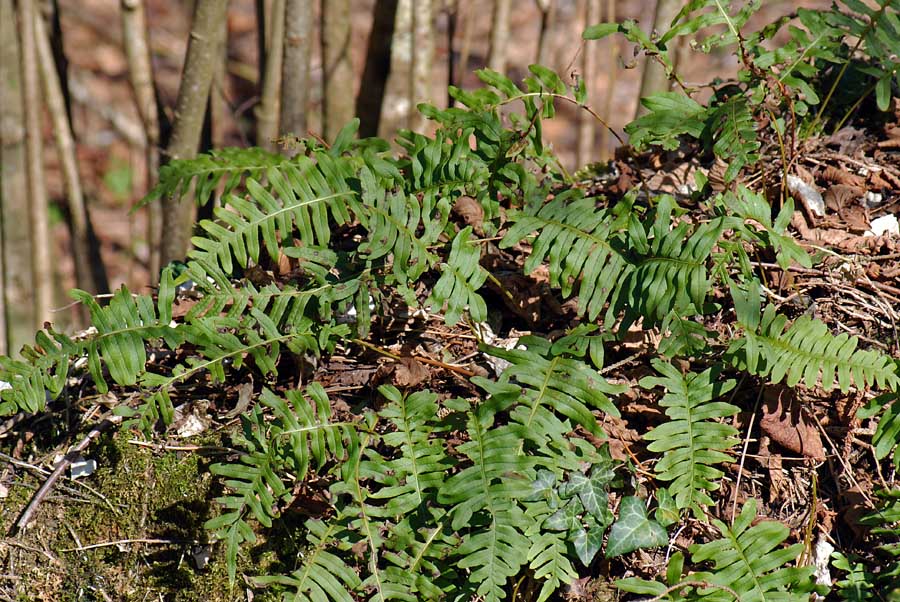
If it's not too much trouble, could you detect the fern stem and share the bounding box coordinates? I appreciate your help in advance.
[349,338,477,377]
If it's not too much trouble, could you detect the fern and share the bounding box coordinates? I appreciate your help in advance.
[729,281,900,393]
[618,498,817,601]
[206,385,353,584]
[641,360,739,517]
[426,226,488,325]
[704,95,759,182]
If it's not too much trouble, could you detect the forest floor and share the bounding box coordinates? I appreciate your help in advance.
[3,0,900,601]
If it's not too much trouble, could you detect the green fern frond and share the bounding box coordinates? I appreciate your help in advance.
[690,498,817,601]
[730,281,900,393]
[206,385,353,586]
[255,518,361,602]
[641,360,739,516]
[426,226,488,325]
[141,146,290,210]
[617,498,817,601]
[476,334,626,453]
[860,387,900,468]
[705,95,760,182]
[501,188,630,322]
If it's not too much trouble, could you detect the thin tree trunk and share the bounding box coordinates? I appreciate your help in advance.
[280,0,312,140]
[634,0,681,119]
[320,0,354,140]
[255,0,284,150]
[1,0,34,354]
[35,12,107,297]
[160,0,230,269]
[598,0,615,161]
[457,0,474,84]
[446,1,456,107]
[535,0,555,67]
[18,0,52,326]
[210,14,229,149]
[409,0,433,134]
[378,0,411,138]
[121,0,162,281]
[575,0,599,167]
[356,0,397,138]
[487,0,511,73]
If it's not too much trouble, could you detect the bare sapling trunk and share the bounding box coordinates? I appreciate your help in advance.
[17,0,53,326]
[356,0,397,138]
[457,0,474,86]
[255,0,284,150]
[280,0,312,141]
[487,0,511,73]
[120,0,163,281]
[575,0,599,167]
[35,11,108,297]
[321,0,354,141]
[408,0,433,134]
[0,0,34,354]
[598,0,616,161]
[160,0,230,269]
[378,0,411,138]
[535,0,555,67]
[634,0,681,119]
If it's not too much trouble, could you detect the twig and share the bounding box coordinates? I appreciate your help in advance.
[60,538,194,553]
[634,580,743,602]
[10,414,121,536]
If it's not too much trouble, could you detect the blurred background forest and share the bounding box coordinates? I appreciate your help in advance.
[0,0,826,356]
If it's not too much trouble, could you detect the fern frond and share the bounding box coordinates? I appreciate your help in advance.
[476,334,626,456]
[205,385,353,585]
[426,226,488,325]
[729,282,900,392]
[641,360,739,516]
[501,188,630,322]
[255,518,361,602]
[689,498,817,601]
[705,95,760,182]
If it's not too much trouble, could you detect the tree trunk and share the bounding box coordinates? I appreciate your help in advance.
[378,0,411,138]
[356,0,397,138]
[320,0,354,141]
[598,0,616,161]
[18,0,53,326]
[0,0,34,354]
[408,0,433,134]
[487,0,511,73]
[280,0,312,140]
[535,0,555,67]
[120,0,163,282]
[160,0,230,269]
[35,12,108,297]
[634,0,681,119]
[575,0,599,167]
[255,0,284,150]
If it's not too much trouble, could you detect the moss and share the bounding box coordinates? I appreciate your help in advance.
[1,429,259,601]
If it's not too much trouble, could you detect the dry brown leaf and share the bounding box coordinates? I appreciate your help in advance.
[760,386,825,460]
[452,196,485,235]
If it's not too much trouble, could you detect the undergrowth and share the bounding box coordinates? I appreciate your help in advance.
[2,1,900,600]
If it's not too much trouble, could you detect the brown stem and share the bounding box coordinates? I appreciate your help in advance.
[280,0,312,142]
[120,0,162,282]
[255,0,284,150]
[35,11,107,297]
[160,0,230,268]
[18,0,53,326]
[320,0,354,140]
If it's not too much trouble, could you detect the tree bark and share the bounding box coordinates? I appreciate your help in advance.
[634,0,681,119]
[120,0,163,281]
[598,0,616,161]
[160,0,230,269]
[320,0,354,141]
[17,0,53,326]
[487,0,511,73]
[378,0,411,138]
[575,0,599,167]
[255,0,284,150]
[35,12,108,297]
[0,0,34,354]
[409,0,433,134]
[280,0,312,140]
[535,0,555,67]
[356,0,397,138]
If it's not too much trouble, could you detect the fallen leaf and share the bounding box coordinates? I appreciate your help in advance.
[760,386,825,460]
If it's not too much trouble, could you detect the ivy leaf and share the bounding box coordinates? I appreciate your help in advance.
[605,496,668,558]
[546,500,583,532]
[572,526,604,566]
[654,488,680,528]
[561,471,613,524]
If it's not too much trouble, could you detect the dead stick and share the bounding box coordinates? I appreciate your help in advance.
[10,414,121,536]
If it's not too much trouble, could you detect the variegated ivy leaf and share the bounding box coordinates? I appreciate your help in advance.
[605,496,668,558]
